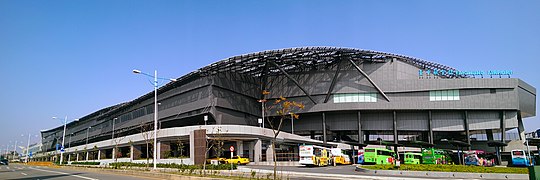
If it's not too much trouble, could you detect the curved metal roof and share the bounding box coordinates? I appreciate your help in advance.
[194,46,463,78]
[42,47,465,133]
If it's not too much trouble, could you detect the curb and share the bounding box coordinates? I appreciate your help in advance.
[355,166,527,180]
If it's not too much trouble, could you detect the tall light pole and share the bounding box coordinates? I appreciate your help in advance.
[86,127,92,147]
[5,141,10,160]
[25,133,31,163]
[258,99,266,128]
[290,113,294,134]
[13,140,18,160]
[133,69,176,170]
[53,116,68,165]
[112,118,117,142]
[68,133,74,149]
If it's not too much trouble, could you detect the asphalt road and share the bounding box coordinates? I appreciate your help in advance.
[0,164,154,180]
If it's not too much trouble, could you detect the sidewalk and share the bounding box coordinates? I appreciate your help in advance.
[238,166,439,180]
[355,165,527,180]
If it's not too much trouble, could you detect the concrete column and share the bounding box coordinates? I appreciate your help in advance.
[112,147,116,160]
[357,111,363,144]
[236,141,243,157]
[76,152,79,162]
[190,131,194,164]
[130,145,134,161]
[68,154,71,162]
[501,111,506,142]
[86,151,89,161]
[393,111,398,144]
[266,143,274,162]
[486,129,494,141]
[190,129,206,165]
[322,112,327,145]
[254,139,262,163]
[464,111,470,150]
[97,150,101,160]
[248,141,255,161]
[501,111,506,152]
[517,111,525,141]
[428,111,434,144]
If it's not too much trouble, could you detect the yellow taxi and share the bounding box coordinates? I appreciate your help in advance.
[224,155,250,165]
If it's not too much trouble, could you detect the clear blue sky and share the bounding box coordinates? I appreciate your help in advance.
[1,0,539,151]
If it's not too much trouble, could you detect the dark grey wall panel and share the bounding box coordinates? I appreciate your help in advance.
[468,111,500,130]
[505,111,518,128]
[361,112,393,130]
[396,111,428,131]
[215,107,258,126]
[432,111,464,131]
[287,113,323,132]
[518,86,536,117]
[325,112,359,131]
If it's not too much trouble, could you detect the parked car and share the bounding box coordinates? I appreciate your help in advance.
[224,155,250,165]
[0,159,8,165]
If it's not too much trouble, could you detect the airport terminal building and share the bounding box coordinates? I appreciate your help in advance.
[37,47,536,164]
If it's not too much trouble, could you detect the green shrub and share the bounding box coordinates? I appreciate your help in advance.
[71,161,100,165]
[108,162,236,170]
[361,164,528,174]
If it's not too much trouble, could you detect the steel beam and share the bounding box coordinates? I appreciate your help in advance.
[324,59,343,103]
[347,59,390,102]
[269,61,317,104]
[322,112,327,145]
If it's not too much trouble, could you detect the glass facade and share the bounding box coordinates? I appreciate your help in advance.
[333,93,377,103]
[429,89,459,101]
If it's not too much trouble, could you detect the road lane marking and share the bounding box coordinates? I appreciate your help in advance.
[21,172,27,176]
[28,167,99,180]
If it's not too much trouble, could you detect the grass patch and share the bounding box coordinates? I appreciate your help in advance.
[361,164,528,174]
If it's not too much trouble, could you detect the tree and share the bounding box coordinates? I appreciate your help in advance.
[175,137,185,158]
[112,127,126,162]
[262,90,304,180]
[202,126,227,175]
[139,120,158,168]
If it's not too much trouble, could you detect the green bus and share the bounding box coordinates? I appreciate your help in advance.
[422,148,449,164]
[399,152,422,164]
[363,148,395,165]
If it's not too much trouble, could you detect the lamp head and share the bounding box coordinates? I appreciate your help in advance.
[132,69,141,74]
[170,78,177,82]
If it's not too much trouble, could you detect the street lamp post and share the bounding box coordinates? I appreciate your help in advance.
[258,99,266,128]
[86,127,92,147]
[68,133,73,149]
[53,116,68,165]
[86,126,91,161]
[12,140,18,161]
[25,133,31,163]
[133,69,176,170]
[112,118,117,141]
[290,113,294,134]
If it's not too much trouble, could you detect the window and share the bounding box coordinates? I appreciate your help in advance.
[429,89,459,101]
[490,89,496,94]
[333,93,377,103]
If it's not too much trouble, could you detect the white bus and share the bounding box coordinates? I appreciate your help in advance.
[299,145,329,166]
